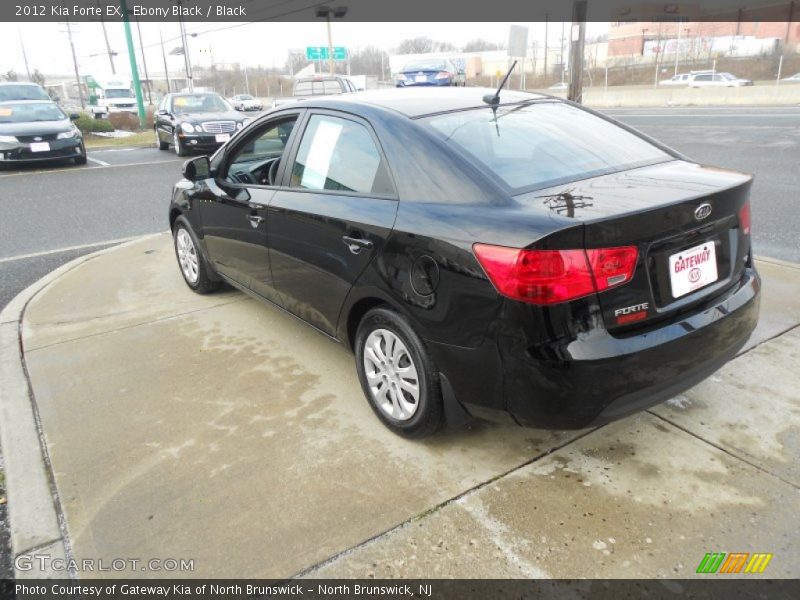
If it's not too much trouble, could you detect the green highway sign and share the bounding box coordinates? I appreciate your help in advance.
[306,46,347,61]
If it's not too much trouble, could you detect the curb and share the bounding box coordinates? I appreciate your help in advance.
[0,234,161,579]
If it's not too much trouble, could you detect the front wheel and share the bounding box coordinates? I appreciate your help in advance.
[73,141,87,165]
[172,216,221,294]
[355,307,444,438]
[173,131,187,156]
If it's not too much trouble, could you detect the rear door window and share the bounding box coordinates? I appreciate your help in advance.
[425,102,671,192]
[290,114,393,195]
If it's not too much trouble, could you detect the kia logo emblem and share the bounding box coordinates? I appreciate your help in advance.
[694,203,712,220]
[33,136,42,141]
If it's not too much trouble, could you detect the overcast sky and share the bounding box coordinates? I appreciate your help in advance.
[0,21,608,79]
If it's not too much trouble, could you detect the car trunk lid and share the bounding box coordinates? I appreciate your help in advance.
[515,160,753,333]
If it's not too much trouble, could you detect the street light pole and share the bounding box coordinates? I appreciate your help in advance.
[135,18,152,104]
[98,0,116,74]
[316,6,348,76]
[176,1,193,91]
[567,0,587,103]
[160,28,171,93]
[18,31,32,81]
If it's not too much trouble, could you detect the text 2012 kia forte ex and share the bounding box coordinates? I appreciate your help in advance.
[168,88,759,438]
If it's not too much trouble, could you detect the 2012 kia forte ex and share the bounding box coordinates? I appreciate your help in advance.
[168,88,759,438]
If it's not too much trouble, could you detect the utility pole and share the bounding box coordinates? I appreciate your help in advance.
[543,14,549,78]
[135,18,152,104]
[326,12,334,75]
[674,20,683,76]
[18,31,32,81]
[560,20,566,83]
[177,3,194,91]
[159,28,171,93]
[244,64,250,94]
[567,0,587,103]
[98,0,116,74]
[120,0,146,127]
[64,19,86,109]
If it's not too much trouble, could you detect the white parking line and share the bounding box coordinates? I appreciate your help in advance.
[86,156,110,166]
[0,158,182,178]
[0,235,152,264]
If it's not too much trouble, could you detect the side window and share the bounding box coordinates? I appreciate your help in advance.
[159,96,168,112]
[694,74,711,81]
[295,81,312,95]
[225,117,298,185]
[290,115,393,195]
[323,80,342,94]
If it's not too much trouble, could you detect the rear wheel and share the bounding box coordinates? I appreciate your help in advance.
[172,216,221,294]
[355,307,443,438]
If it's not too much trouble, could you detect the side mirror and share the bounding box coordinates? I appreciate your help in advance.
[69,113,80,120]
[183,156,210,182]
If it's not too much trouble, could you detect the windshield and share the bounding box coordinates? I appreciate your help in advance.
[172,94,232,114]
[0,102,67,123]
[239,95,253,100]
[0,84,50,101]
[402,60,448,72]
[425,102,671,192]
[718,73,737,80]
[105,88,133,98]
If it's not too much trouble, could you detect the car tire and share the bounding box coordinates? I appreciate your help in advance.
[156,128,169,150]
[354,307,444,438]
[173,131,187,157]
[172,216,221,294]
[73,142,87,165]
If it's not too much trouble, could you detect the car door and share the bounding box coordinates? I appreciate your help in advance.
[267,110,399,336]
[199,111,303,304]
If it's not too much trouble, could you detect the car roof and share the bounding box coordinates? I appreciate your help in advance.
[297,87,552,119]
[0,82,43,86]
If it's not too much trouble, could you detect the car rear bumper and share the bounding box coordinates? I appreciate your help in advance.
[428,266,760,429]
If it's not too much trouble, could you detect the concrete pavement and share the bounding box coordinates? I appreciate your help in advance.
[2,234,799,580]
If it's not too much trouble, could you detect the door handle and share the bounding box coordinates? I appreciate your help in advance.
[247,215,264,228]
[342,235,373,254]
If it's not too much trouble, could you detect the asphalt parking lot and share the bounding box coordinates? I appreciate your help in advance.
[0,104,799,579]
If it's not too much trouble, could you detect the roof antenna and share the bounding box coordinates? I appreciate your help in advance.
[483,60,518,107]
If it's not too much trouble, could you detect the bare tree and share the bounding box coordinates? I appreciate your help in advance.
[349,46,389,77]
[31,69,46,87]
[463,39,500,53]
[3,70,18,82]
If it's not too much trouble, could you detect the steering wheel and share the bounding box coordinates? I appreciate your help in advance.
[268,158,281,186]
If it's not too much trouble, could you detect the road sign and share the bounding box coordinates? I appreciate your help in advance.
[306,46,347,61]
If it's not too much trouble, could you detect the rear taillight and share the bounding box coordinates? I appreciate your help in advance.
[739,200,751,235]
[473,244,638,306]
[586,246,639,292]
[435,71,452,80]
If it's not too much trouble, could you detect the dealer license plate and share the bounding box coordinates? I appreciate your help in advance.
[669,241,718,298]
[215,134,231,143]
[30,142,50,152]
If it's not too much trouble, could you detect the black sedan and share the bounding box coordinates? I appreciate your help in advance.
[168,88,759,438]
[155,92,248,157]
[0,100,86,166]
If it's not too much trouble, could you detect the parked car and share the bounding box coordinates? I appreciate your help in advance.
[154,92,248,156]
[0,100,86,166]
[659,73,692,86]
[168,88,759,438]
[690,72,754,87]
[780,72,800,83]
[0,81,50,102]
[272,76,357,108]
[395,58,466,87]
[230,94,263,111]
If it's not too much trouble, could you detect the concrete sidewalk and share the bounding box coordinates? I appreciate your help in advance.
[1,233,798,579]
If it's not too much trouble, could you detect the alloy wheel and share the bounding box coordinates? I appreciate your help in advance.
[176,228,199,284]
[363,328,420,421]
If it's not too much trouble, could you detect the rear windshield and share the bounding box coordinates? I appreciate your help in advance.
[0,84,49,101]
[424,102,671,192]
[403,60,447,72]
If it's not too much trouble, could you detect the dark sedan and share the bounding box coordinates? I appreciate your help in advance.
[0,100,86,166]
[155,92,248,156]
[168,88,759,438]
[395,58,466,87]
